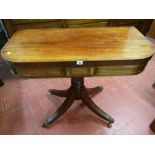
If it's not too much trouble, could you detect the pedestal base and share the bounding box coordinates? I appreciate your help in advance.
[42,77,114,127]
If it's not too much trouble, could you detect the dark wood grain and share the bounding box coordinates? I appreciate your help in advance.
[2,27,154,63]
[1,27,154,78]
[1,26,154,127]
[42,77,114,127]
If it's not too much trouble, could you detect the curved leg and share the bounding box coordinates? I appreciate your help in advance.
[0,78,4,87]
[81,89,114,124]
[42,92,75,127]
[86,86,103,96]
[150,118,155,133]
[48,89,68,97]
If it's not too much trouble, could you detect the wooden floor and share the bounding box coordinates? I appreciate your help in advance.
[0,39,155,135]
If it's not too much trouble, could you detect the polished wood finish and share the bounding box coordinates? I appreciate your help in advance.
[1,27,154,78]
[11,62,149,77]
[49,86,103,97]
[49,88,69,97]
[43,77,114,127]
[2,27,154,62]
[43,87,75,127]
[1,27,154,127]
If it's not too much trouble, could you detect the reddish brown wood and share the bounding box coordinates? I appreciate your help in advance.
[1,27,154,129]
[150,118,155,133]
[48,86,103,97]
[86,86,103,96]
[42,89,75,127]
[42,77,114,127]
[49,89,69,97]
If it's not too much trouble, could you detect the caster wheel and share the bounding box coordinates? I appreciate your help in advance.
[98,86,104,91]
[42,121,49,128]
[108,122,112,128]
[42,123,47,128]
[42,124,48,128]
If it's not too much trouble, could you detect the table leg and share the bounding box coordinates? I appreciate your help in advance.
[81,88,114,127]
[86,86,103,96]
[42,89,75,127]
[48,86,103,97]
[48,89,68,97]
[0,78,4,87]
[43,77,114,127]
[150,118,155,133]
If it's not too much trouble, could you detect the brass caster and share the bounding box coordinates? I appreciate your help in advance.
[107,122,112,128]
[42,120,49,128]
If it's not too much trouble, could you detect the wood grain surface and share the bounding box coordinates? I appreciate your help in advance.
[1,27,154,63]
[1,27,154,77]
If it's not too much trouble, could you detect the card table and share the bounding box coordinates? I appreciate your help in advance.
[1,27,154,127]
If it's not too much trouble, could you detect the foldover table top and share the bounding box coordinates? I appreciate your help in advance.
[1,27,154,63]
[1,27,154,78]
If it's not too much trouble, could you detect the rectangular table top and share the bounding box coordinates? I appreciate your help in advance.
[1,27,154,63]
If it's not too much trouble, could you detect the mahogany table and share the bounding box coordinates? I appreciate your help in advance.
[1,27,154,127]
